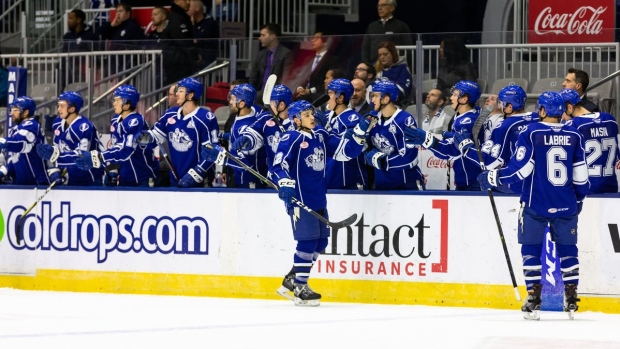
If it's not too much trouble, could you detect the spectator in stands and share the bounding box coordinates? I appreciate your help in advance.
[353,62,377,87]
[421,88,450,137]
[562,67,600,113]
[482,93,503,142]
[436,36,478,98]
[295,31,333,102]
[361,0,412,64]
[374,41,413,105]
[159,0,199,85]
[249,23,293,97]
[97,3,145,49]
[324,68,347,92]
[188,0,219,69]
[63,9,98,52]
[147,6,167,42]
[350,78,373,116]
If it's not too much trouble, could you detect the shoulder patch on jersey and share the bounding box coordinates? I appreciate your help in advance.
[110,125,115,132]
[54,129,60,136]
[266,119,276,127]
[22,120,33,127]
[168,117,176,125]
[300,141,309,149]
[280,134,290,142]
[404,116,416,127]
[79,123,89,132]
[128,118,139,127]
[206,112,215,120]
[348,114,359,122]
[460,117,472,125]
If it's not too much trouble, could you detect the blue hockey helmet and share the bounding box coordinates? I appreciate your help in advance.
[230,83,256,106]
[498,85,527,111]
[58,91,84,112]
[372,79,399,102]
[327,78,354,101]
[559,88,581,106]
[537,91,565,117]
[114,84,140,109]
[11,96,37,116]
[270,84,293,107]
[452,80,481,106]
[288,100,314,119]
[177,77,203,100]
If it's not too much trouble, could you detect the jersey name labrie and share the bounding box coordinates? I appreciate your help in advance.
[544,135,571,145]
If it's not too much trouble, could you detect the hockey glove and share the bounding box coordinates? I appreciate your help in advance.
[477,169,500,191]
[314,109,327,127]
[75,150,102,170]
[36,144,60,162]
[365,149,387,170]
[201,144,226,165]
[105,170,119,187]
[404,127,436,149]
[218,132,230,142]
[278,178,296,206]
[231,135,252,151]
[354,110,378,137]
[179,168,205,187]
[453,131,474,153]
[442,131,454,139]
[47,168,65,185]
[137,130,155,147]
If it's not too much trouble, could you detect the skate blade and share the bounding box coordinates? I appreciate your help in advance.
[276,286,295,301]
[294,298,320,307]
[522,310,540,320]
[567,309,575,320]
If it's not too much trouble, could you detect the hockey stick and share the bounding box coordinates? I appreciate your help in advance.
[473,141,521,301]
[207,144,357,229]
[472,104,494,145]
[16,168,68,244]
[158,142,179,181]
[311,94,330,108]
[262,74,287,133]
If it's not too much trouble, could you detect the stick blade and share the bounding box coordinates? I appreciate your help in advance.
[311,94,329,108]
[262,74,278,105]
[328,213,358,230]
[16,217,24,244]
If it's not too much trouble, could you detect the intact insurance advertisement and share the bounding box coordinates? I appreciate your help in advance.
[528,0,615,43]
[0,189,619,295]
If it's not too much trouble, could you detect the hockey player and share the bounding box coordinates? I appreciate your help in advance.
[403,80,481,190]
[0,96,57,185]
[144,77,219,187]
[364,79,424,190]
[324,78,368,189]
[478,91,589,320]
[226,83,268,188]
[560,88,619,193]
[266,100,370,305]
[36,91,105,186]
[75,85,159,186]
[231,84,295,167]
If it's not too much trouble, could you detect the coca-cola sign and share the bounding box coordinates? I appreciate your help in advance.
[528,0,615,43]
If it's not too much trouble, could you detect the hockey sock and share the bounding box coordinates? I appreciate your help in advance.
[294,239,318,285]
[557,243,579,286]
[312,237,329,265]
[521,244,542,290]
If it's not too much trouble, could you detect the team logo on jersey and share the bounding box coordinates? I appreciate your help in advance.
[404,116,415,127]
[206,112,215,120]
[187,119,196,129]
[22,121,32,127]
[266,120,276,127]
[168,117,176,125]
[460,117,472,125]
[267,132,281,153]
[280,134,290,142]
[169,128,193,152]
[348,114,359,122]
[371,133,394,155]
[79,123,89,132]
[300,141,309,149]
[128,118,139,127]
[332,122,340,133]
[110,125,115,132]
[389,124,397,135]
[305,147,325,171]
[57,140,71,153]
[54,129,60,136]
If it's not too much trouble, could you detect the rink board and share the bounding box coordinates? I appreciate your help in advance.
[0,187,619,312]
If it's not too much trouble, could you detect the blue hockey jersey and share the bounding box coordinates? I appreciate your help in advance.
[228,108,268,187]
[325,107,368,189]
[3,118,50,185]
[243,110,295,167]
[498,122,589,217]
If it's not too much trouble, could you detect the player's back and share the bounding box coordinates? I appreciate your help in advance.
[568,112,619,193]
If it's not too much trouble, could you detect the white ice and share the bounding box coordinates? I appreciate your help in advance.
[1,289,619,349]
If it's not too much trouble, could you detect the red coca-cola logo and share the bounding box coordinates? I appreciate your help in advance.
[528,1,614,43]
[426,157,449,169]
[534,6,606,35]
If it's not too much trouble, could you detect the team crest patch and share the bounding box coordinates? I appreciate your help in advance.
[460,117,472,125]
[54,129,60,136]
[110,125,115,132]
[300,141,309,149]
[266,120,275,127]
[168,117,176,125]
[405,116,415,127]
[128,118,139,127]
[79,123,89,132]
[348,114,359,122]
[389,124,397,134]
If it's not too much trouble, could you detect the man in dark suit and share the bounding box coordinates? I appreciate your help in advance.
[249,23,293,98]
[295,31,333,102]
[562,67,600,113]
[350,78,373,116]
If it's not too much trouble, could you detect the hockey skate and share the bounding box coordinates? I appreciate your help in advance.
[521,284,542,320]
[293,283,321,307]
[564,284,580,320]
[276,272,296,301]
